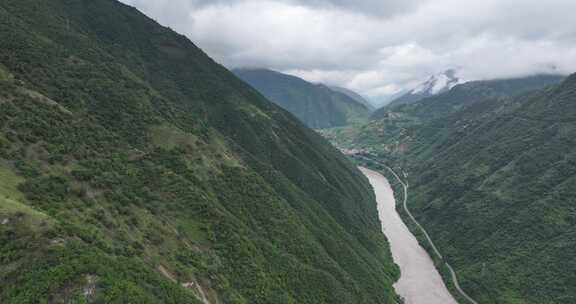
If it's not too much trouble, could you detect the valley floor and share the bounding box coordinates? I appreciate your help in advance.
[361,168,457,304]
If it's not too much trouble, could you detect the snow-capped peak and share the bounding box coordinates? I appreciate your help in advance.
[411,69,460,96]
[387,69,462,107]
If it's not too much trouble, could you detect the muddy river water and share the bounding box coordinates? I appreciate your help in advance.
[360,167,457,304]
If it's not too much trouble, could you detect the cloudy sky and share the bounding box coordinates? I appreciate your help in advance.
[120,0,576,102]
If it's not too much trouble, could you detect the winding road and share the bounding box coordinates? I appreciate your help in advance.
[359,156,479,304]
[361,167,457,304]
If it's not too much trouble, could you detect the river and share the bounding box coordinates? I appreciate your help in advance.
[360,167,458,304]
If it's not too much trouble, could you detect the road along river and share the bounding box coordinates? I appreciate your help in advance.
[360,167,458,304]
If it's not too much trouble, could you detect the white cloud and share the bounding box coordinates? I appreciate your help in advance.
[120,0,576,100]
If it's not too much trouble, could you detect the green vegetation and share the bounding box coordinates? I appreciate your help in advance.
[0,64,11,80]
[234,68,371,128]
[0,0,399,303]
[326,74,576,303]
[0,163,52,232]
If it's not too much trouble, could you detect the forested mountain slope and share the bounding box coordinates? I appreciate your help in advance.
[325,75,566,156]
[331,73,576,303]
[234,69,371,129]
[399,73,576,304]
[0,1,399,303]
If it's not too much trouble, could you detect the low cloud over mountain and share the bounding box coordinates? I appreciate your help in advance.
[121,0,576,100]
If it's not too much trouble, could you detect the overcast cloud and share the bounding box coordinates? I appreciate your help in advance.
[120,0,576,100]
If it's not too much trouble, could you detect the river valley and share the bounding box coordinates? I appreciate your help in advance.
[360,167,458,304]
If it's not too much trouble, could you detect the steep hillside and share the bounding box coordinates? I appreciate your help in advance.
[329,74,576,303]
[0,1,399,303]
[397,73,576,304]
[234,69,371,128]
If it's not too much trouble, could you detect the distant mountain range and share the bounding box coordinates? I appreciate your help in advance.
[387,69,461,108]
[329,85,376,111]
[373,74,566,120]
[234,68,371,128]
[369,92,407,109]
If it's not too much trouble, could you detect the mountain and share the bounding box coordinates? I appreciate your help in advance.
[372,74,565,120]
[329,86,375,111]
[386,69,460,108]
[369,91,407,109]
[391,73,576,304]
[0,1,400,303]
[325,73,576,303]
[234,68,371,128]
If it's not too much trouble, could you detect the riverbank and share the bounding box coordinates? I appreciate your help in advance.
[361,167,458,304]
